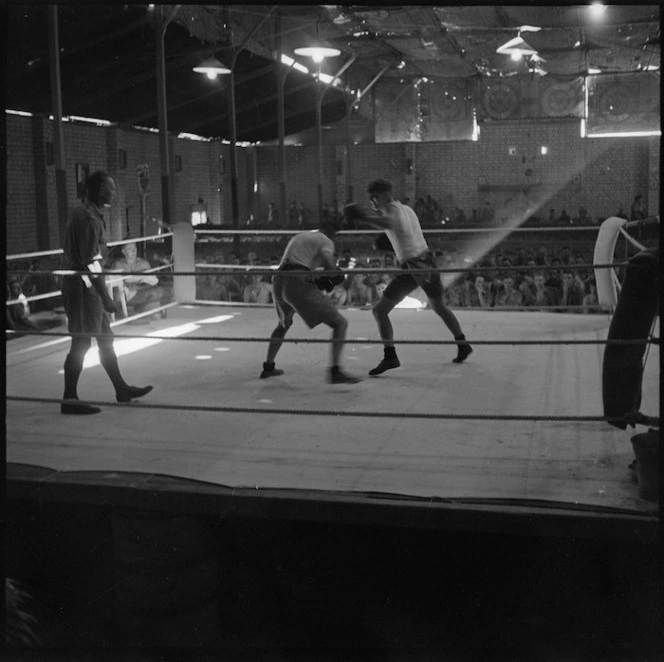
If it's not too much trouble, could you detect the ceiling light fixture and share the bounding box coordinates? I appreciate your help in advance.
[497,35,539,59]
[294,46,340,64]
[193,57,231,79]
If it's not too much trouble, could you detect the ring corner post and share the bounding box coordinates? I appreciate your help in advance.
[172,222,196,303]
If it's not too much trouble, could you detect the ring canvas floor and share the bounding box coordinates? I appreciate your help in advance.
[6,305,659,523]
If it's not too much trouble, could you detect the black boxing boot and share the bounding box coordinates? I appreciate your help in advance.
[453,335,473,363]
[61,353,101,414]
[260,362,284,379]
[99,342,153,402]
[369,346,400,376]
[116,385,154,403]
[328,366,361,384]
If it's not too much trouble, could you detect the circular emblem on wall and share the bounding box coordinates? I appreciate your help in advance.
[482,83,519,120]
[541,82,579,117]
[598,84,637,122]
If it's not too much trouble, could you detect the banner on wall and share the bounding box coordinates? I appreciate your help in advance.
[586,72,660,134]
[538,77,584,118]
[374,79,420,143]
[479,76,584,121]
[375,78,474,142]
[420,78,474,141]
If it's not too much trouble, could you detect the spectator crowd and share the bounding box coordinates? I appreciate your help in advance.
[193,240,607,313]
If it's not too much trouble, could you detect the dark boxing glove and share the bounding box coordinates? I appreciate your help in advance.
[314,269,345,293]
[343,203,366,222]
[373,233,393,252]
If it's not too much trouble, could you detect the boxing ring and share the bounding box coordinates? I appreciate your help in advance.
[6,221,660,541]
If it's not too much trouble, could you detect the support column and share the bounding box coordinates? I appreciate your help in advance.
[155,7,172,229]
[345,97,353,202]
[31,116,52,251]
[647,137,659,216]
[404,143,416,205]
[105,127,124,242]
[335,145,345,208]
[48,5,68,245]
[316,84,324,224]
[228,65,239,252]
[274,10,287,227]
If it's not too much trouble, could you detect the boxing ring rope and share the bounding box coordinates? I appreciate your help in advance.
[4,328,658,346]
[3,394,624,423]
[5,219,659,430]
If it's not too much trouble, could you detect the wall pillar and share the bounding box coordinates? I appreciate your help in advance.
[647,137,659,216]
[335,145,346,208]
[31,115,53,251]
[404,143,416,204]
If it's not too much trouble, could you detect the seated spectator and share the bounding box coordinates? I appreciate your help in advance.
[375,272,391,299]
[560,245,573,265]
[266,202,279,226]
[458,274,478,307]
[514,248,527,267]
[573,254,590,282]
[298,202,313,230]
[197,274,222,301]
[532,272,558,308]
[557,209,572,225]
[495,275,523,307]
[582,279,601,314]
[546,258,563,302]
[560,269,585,308]
[337,249,355,269]
[215,256,244,302]
[616,207,628,220]
[518,262,538,306]
[577,206,590,225]
[22,258,60,312]
[535,246,549,266]
[288,201,299,228]
[474,275,492,308]
[454,207,467,225]
[243,273,272,304]
[328,282,348,306]
[246,251,259,266]
[630,194,647,221]
[112,242,165,317]
[346,272,373,307]
[6,280,62,335]
[480,201,495,226]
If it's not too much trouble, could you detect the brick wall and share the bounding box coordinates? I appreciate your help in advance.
[5,113,660,254]
[7,115,38,253]
[647,136,659,216]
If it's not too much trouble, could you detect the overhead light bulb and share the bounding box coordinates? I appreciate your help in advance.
[193,57,231,77]
[589,2,607,18]
[294,46,341,62]
[511,52,523,61]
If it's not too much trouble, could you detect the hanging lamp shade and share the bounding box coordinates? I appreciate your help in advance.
[496,36,538,57]
[193,57,231,78]
[294,45,341,63]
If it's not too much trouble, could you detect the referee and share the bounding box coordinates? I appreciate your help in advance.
[60,171,152,414]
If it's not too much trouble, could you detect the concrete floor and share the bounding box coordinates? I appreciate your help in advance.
[6,304,659,514]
